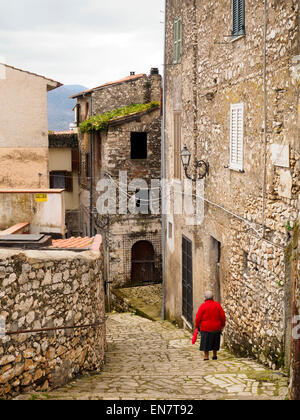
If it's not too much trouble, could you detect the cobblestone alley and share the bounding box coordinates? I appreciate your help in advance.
[18,312,289,400]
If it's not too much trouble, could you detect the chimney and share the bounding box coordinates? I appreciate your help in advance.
[130,71,135,76]
[150,68,159,75]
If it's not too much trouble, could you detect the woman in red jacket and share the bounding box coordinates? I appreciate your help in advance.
[195,291,226,361]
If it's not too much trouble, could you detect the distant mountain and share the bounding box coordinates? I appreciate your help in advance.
[47,85,87,132]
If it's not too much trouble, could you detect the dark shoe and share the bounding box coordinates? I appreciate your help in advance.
[203,358,209,361]
[212,356,217,360]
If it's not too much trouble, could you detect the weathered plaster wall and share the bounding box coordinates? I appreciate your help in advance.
[0,65,58,189]
[0,149,49,190]
[0,248,105,399]
[164,0,299,368]
[0,191,65,236]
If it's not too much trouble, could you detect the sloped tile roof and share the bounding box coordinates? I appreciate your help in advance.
[51,237,94,249]
[50,234,102,251]
[70,73,146,98]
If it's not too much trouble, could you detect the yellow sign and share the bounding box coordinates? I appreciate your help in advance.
[35,193,48,203]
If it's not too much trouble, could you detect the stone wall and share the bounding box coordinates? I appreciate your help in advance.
[0,248,106,399]
[164,0,299,369]
[91,73,161,116]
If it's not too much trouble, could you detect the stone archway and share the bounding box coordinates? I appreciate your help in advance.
[131,241,155,284]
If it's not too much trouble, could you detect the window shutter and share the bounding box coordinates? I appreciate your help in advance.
[72,149,79,172]
[232,0,245,37]
[238,0,245,34]
[232,0,238,36]
[174,17,182,64]
[65,172,73,192]
[230,103,244,171]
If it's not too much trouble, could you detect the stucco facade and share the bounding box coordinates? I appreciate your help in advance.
[0,64,61,189]
[164,0,300,370]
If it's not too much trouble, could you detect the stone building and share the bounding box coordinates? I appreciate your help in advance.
[0,63,62,189]
[163,0,300,371]
[71,70,162,287]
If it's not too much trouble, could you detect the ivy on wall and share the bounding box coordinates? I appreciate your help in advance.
[80,101,160,134]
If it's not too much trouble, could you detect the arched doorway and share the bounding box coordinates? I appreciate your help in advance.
[131,241,155,284]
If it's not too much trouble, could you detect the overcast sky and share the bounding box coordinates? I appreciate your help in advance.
[0,0,165,88]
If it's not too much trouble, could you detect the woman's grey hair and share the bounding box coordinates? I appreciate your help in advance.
[204,291,214,301]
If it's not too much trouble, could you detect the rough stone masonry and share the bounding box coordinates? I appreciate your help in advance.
[0,248,106,398]
[164,0,299,371]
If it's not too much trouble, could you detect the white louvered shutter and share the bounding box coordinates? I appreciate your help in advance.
[230,103,244,171]
[174,17,182,64]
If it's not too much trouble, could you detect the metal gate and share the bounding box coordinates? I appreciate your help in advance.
[131,241,155,284]
[182,236,193,325]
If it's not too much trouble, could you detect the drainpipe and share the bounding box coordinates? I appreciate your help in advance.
[89,95,94,236]
[161,0,167,321]
[262,0,268,238]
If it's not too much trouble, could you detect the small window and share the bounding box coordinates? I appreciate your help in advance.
[131,132,147,159]
[168,222,173,239]
[174,17,182,64]
[232,0,245,37]
[50,171,73,192]
[75,104,81,126]
[230,103,244,171]
[85,102,90,120]
[135,188,149,214]
[85,153,90,178]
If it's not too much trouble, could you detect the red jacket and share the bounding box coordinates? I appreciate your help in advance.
[195,300,226,332]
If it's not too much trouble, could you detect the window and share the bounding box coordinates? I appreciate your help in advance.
[232,0,245,37]
[131,132,147,159]
[174,17,182,64]
[75,104,81,127]
[135,188,149,214]
[230,103,244,171]
[85,101,90,120]
[174,112,181,179]
[168,222,173,239]
[50,171,73,192]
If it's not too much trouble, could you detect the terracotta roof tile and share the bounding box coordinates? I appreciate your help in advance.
[0,222,30,236]
[71,73,146,98]
[51,237,94,249]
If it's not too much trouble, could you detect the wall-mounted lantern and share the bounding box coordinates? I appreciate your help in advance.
[180,145,209,181]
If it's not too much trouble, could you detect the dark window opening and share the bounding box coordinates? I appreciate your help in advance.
[75,104,81,126]
[168,222,173,239]
[131,132,147,159]
[50,171,73,192]
[85,153,90,178]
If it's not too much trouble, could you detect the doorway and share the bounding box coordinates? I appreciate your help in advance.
[210,237,222,303]
[182,236,193,326]
[131,241,155,284]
